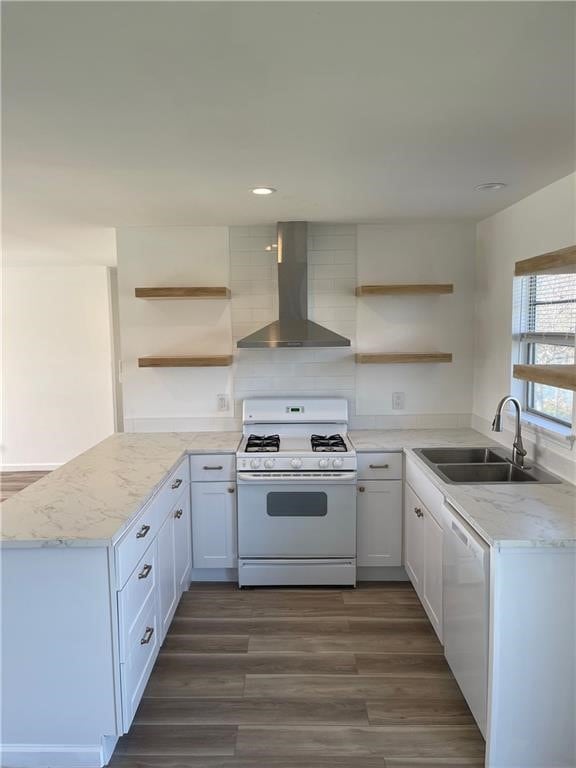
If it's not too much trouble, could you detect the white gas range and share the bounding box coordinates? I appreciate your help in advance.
[236,397,357,587]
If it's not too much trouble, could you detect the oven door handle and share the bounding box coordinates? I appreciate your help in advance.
[236,471,357,484]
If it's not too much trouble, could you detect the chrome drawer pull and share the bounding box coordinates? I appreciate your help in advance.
[138,563,152,579]
[358,486,365,493]
[227,487,235,494]
[171,478,183,489]
[369,463,390,469]
[140,626,154,645]
[203,465,223,471]
[414,507,424,518]
[136,524,151,539]
[174,508,183,519]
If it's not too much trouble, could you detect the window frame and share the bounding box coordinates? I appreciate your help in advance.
[515,274,575,430]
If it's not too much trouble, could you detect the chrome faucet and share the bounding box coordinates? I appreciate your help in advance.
[491,396,528,468]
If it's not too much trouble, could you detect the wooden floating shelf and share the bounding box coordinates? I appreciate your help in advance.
[135,287,231,299]
[138,355,233,368]
[356,353,453,364]
[356,283,454,296]
[514,245,576,276]
[513,364,576,392]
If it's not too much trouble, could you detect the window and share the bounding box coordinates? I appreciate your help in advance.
[515,273,575,427]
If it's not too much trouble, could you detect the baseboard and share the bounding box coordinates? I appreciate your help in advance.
[0,463,62,472]
[190,567,238,582]
[0,743,108,768]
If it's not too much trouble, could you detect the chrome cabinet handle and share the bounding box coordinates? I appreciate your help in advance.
[136,524,151,539]
[358,486,365,493]
[140,626,154,645]
[171,478,183,489]
[203,465,223,471]
[138,563,152,579]
[414,507,424,518]
[174,508,183,519]
[370,463,389,469]
[227,487,235,494]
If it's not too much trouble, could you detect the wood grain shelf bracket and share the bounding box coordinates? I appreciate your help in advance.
[135,287,231,299]
[138,355,234,368]
[514,245,576,276]
[355,284,454,296]
[355,353,453,365]
[513,364,576,392]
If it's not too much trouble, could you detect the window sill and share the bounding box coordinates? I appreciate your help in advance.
[515,411,575,449]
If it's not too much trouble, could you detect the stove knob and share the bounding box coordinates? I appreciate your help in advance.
[264,458,275,469]
[332,457,344,469]
[318,458,329,469]
[250,458,261,469]
[290,458,303,469]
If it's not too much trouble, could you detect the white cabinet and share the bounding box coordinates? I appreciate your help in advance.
[174,490,192,594]
[403,480,443,641]
[157,513,177,640]
[422,507,443,640]
[404,482,424,590]
[191,481,237,568]
[357,480,402,566]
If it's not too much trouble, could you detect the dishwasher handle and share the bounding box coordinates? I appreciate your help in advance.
[444,500,488,560]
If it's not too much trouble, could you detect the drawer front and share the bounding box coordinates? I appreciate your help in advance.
[357,452,403,480]
[118,540,158,659]
[190,453,235,482]
[115,457,190,588]
[121,588,159,730]
[405,453,444,526]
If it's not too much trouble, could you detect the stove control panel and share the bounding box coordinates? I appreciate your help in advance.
[238,455,357,472]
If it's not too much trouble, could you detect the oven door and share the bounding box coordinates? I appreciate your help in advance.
[237,473,357,558]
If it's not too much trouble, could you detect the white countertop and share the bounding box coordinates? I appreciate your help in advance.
[2,428,574,550]
[0,432,241,548]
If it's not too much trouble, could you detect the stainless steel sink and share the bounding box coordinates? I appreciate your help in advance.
[417,447,506,464]
[437,463,538,483]
[414,446,561,484]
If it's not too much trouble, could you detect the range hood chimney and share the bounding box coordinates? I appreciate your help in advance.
[236,221,351,349]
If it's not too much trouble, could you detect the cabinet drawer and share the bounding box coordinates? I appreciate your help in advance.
[357,452,403,480]
[405,453,444,526]
[120,587,159,730]
[115,458,189,588]
[118,539,158,659]
[190,453,235,482]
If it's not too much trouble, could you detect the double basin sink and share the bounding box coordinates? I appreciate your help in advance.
[414,447,560,484]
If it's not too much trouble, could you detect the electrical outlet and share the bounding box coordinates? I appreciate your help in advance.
[216,394,229,412]
[392,392,405,410]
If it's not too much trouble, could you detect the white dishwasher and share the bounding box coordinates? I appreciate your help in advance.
[443,501,490,738]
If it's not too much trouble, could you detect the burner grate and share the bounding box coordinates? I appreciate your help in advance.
[311,434,348,453]
[245,434,280,453]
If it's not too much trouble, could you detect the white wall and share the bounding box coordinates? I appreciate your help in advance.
[116,227,234,431]
[355,222,476,427]
[2,266,115,469]
[473,173,576,480]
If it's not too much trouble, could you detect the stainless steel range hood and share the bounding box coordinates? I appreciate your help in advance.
[237,221,351,349]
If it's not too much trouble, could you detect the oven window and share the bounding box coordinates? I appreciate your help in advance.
[266,492,328,517]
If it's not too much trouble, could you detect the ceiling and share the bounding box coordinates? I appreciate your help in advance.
[2,1,575,261]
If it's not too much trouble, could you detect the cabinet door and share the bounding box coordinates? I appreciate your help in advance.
[357,480,402,567]
[173,489,192,596]
[157,514,177,640]
[404,483,424,595]
[423,508,443,641]
[191,482,237,569]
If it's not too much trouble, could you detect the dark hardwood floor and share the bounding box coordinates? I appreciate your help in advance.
[0,470,51,501]
[110,582,485,768]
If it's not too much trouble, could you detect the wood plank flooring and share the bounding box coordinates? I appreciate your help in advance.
[0,470,51,501]
[110,583,485,768]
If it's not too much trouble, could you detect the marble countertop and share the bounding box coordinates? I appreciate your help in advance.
[0,432,241,548]
[2,427,574,550]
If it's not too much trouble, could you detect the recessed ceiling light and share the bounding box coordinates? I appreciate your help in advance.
[252,187,276,195]
[475,182,507,191]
